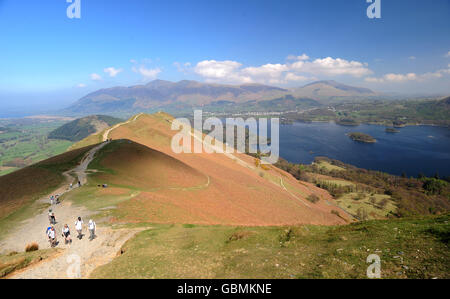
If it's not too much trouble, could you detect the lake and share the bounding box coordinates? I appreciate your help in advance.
[277,122,450,177]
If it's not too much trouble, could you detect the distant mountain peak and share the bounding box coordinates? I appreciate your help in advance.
[299,80,375,96]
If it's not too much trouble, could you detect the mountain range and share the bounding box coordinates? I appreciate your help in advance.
[63,80,377,115]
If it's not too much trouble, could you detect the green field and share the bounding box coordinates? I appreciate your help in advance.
[335,192,397,220]
[0,120,73,176]
[90,214,450,279]
[314,160,346,172]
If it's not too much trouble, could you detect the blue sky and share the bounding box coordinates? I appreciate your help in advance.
[0,0,449,113]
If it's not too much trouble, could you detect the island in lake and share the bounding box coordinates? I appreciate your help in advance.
[335,118,360,126]
[347,132,377,143]
[385,127,400,133]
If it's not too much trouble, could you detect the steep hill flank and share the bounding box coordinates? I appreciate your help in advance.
[71,113,351,226]
[89,140,207,190]
[0,145,96,219]
[49,115,122,142]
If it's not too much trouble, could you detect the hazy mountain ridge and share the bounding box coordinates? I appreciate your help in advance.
[63,80,377,115]
[292,80,377,103]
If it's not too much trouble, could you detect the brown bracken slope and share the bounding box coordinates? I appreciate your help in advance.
[75,113,351,226]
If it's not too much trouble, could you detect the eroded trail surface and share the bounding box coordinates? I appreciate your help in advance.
[0,142,140,279]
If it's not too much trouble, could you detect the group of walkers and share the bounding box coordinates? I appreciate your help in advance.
[69,180,82,190]
[46,216,96,248]
[49,194,60,206]
[45,181,95,247]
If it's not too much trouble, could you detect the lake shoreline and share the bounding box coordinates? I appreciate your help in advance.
[278,121,450,178]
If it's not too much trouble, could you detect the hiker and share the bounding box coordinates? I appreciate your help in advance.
[78,180,81,187]
[75,217,83,239]
[48,209,56,225]
[88,219,96,241]
[48,226,57,247]
[70,183,73,189]
[62,224,72,244]
[55,194,60,205]
[46,226,52,242]
[50,195,54,205]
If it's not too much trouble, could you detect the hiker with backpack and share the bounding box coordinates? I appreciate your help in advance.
[48,226,57,247]
[48,209,56,225]
[46,226,52,242]
[62,224,72,244]
[88,219,96,240]
[75,217,83,239]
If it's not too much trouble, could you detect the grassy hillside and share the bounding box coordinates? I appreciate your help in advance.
[0,145,96,220]
[90,214,449,279]
[48,115,122,142]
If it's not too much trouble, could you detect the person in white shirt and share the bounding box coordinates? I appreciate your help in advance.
[62,224,72,244]
[88,219,96,240]
[48,209,56,225]
[48,226,57,247]
[75,217,83,239]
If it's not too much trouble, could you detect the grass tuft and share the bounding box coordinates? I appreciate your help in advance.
[25,242,39,252]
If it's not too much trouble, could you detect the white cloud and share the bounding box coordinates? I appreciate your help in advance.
[284,73,310,82]
[242,64,289,79]
[445,51,450,58]
[90,73,102,81]
[76,83,86,88]
[194,60,242,79]
[190,55,372,85]
[173,62,192,74]
[365,73,417,83]
[133,66,161,79]
[408,56,416,60]
[365,65,450,83]
[193,60,252,83]
[287,53,309,61]
[293,57,372,77]
[104,67,123,77]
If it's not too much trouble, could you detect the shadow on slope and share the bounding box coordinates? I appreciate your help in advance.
[89,139,207,190]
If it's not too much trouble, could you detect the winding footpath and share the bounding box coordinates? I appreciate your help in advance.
[102,113,144,142]
[0,142,141,279]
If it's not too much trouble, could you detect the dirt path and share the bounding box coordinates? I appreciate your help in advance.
[103,113,143,142]
[0,142,141,279]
